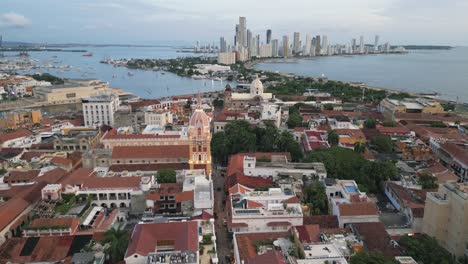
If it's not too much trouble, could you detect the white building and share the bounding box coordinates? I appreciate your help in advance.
[230,77,273,101]
[82,93,120,127]
[228,185,303,233]
[260,103,282,128]
[217,52,236,65]
[242,155,327,180]
[144,110,173,127]
[194,64,231,74]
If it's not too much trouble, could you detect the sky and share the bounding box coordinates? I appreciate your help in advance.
[1,0,468,46]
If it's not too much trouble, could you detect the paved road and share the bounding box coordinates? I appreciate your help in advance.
[212,165,232,264]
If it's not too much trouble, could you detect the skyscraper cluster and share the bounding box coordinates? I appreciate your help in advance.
[216,16,394,63]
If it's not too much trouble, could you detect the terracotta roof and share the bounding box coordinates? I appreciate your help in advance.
[418,163,459,184]
[229,183,253,195]
[50,156,72,167]
[0,129,33,143]
[283,196,300,204]
[104,129,180,140]
[0,235,92,263]
[61,168,95,187]
[111,145,189,159]
[247,250,286,264]
[225,173,274,190]
[295,224,321,243]
[247,199,263,208]
[82,176,142,189]
[39,168,67,184]
[0,197,30,231]
[335,129,366,139]
[29,217,80,229]
[303,215,339,229]
[385,182,427,217]
[128,99,161,109]
[176,191,194,203]
[20,151,46,162]
[377,125,410,135]
[6,170,40,183]
[235,232,289,263]
[338,202,379,216]
[395,112,468,123]
[146,183,183,200]
[352,222,401,257]
[125,221,198,258]
[440,142,468,166]
[109,163,189,172]
[191,210,213,220]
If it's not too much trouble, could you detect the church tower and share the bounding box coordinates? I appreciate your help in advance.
[250,76,264,98]
[188,94,212,175]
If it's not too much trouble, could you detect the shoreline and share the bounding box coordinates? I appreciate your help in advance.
[247,57,453,103]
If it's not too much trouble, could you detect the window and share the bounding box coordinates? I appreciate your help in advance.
[198,145,202,152]
[198,155,202,161]
[167,196,175,201]
[168,203,176,209]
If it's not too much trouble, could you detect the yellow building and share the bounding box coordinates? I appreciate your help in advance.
[422,183,468,257]
[188,96,212,175]
[379,98,445,120]
[34,79,129,104]
[0,109,42,129]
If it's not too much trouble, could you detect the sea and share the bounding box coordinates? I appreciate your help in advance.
[256,47,468,102]
[4,46,468,102]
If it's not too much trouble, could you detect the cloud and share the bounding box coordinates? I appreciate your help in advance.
[0,12,31,28]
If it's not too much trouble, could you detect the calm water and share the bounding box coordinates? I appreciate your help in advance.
[5,46,468,101]
[6,46,229,98]
[256,47,468,102]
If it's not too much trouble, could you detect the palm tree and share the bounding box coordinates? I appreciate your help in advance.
[104,225,130,263]
[354,142,366,154]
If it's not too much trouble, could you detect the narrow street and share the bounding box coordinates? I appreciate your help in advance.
[212,165,232,264]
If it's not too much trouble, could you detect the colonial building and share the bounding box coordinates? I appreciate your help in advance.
[224,77,273,108]
[188,95,212,174]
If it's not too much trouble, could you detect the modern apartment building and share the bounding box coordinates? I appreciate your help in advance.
[82,93,120,127]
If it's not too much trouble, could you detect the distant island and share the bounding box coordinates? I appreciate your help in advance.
[400,45,453,50]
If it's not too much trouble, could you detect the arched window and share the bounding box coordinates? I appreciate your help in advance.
[197,127,202,137]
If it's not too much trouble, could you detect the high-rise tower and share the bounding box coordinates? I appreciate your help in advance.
[266,29,272,44]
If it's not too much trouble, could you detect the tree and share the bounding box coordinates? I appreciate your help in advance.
[382,121,397,127]
[211,131,229,165]
[354,142,366,154]
[323,104,334,110]
[304,181,328,214]
[327,130,339,147]
[213,98,224,108]
[364,118,377,129]
[287,112,303,128]
[278,131,302,161]
[157,169,176,183]
[349,251,397,264]
[399,234,454,264]
[305,147,398,193]
[103,225,130,264]
[371,135,393,153]
[418,172,438,189]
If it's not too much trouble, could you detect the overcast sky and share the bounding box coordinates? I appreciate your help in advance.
[1,0,467,46]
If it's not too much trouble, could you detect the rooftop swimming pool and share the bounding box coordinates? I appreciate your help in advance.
[344,185,359,193]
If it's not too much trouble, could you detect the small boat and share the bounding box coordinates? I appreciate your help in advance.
[127,72,134,76]
[82,53,93,57]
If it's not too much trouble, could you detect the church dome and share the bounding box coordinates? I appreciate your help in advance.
[250,77,263,95]
[225,84,232,91]
[189,108,210,128]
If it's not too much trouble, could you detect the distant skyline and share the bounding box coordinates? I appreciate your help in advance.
[1,0,468,46]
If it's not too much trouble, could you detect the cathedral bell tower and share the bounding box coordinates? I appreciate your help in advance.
[188,94,212,175]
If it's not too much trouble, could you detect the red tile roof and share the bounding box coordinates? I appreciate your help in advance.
[82,176,142,189]
[103,129,180,140]
[225,174,274,190]
[283,196,300,204]
[303,215,339,229]
[338,202,379,216]
[0,129,33,143]
[29,217,80,230]
[247,250,286,264]
[111,145,189,159]
[50,156,72,167]
[377,125,410,135]
[125,221,198,258]
[6,170,40,183]
[352,222,401,257]
[176,191,194,203]
[235,232,289,263]
[295,224,321,243]
[109,163,189,172]
[229,183,253,195]
[247,199,264,208]
[60,167,95,187]
[418,163,459,184]
[440,142,468,166]
[20,151,46,162]
[266,221,292,227]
